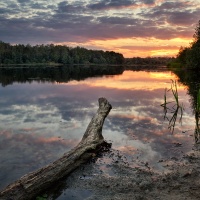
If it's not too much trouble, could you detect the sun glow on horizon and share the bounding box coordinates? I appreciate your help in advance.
[58,37,193,58]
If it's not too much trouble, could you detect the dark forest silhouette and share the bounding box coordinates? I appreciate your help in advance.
[0,42,124,65]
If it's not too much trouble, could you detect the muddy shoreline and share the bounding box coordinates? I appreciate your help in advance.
[43,145,200,200]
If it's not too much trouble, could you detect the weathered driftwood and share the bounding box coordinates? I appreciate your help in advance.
[0,97,112,200]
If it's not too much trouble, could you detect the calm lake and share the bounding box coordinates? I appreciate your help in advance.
[0,66,198,198]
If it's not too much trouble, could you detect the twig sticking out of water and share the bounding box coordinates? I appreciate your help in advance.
[161,80,184,133]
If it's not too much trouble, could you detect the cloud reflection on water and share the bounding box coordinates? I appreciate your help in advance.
[0,70,196,189]
[0,130,78,189]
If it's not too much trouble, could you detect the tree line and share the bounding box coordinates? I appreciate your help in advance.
[0,41,174,67]
[174,20,200,69]
[0,42,124,65]
[125,57,173,66]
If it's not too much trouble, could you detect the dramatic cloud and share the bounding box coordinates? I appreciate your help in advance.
[0,0,200,57]
[167,11,198,26]
[141,0,155,5]
[17,0,31,3]
[139,1,200,26]
[57,1,86,13]
[98,16,134,25]
[87,0,137,10]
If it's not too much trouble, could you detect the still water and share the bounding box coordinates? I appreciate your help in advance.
[0,66,197,192]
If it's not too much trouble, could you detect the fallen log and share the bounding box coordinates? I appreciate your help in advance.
[0,97,112,200]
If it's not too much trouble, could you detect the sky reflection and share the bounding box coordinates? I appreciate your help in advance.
[0,70,196,189]
[65,71,179,90]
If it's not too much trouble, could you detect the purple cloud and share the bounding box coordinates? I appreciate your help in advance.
[87,0,137,10]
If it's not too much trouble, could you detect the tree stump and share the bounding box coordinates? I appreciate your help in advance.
[0,97,112,200]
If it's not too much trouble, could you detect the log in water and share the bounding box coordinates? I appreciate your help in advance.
[0,97,112,200]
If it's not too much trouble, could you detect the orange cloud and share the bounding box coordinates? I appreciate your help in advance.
[60,37,192,58]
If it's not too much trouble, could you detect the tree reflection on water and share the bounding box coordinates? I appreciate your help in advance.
[167,69,200,143]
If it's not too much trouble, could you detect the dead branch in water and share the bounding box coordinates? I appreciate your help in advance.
[0,97,112,200]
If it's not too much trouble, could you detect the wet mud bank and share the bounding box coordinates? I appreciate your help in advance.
[51,146,200,200]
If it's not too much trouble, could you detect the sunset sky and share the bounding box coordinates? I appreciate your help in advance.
[1,0,200,57]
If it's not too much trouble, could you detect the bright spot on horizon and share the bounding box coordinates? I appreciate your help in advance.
[1,0,199,57]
